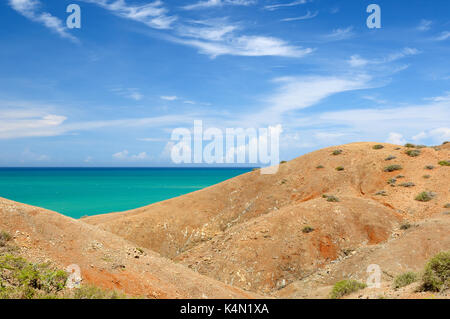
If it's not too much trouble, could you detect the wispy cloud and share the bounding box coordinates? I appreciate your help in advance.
[417,19,432,31]
[160,95,178,101]
[81,0,177,29]
[8,0,78,42]
[111,87,144,101]
[435,31,450,41]
[264,0,308,11]
[347,48,420,68]
[281,10,318,22]
[113,150,149,161]
[183,0,256,10]
[324,26,354,41]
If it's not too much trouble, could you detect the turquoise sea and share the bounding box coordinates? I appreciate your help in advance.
[0,168,251,219]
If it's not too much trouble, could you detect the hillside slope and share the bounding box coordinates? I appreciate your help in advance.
[0,198,257,298]
[84,142,449,295]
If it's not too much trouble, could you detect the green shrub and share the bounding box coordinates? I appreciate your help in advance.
[0,231,12,246]
[325,195,340,202]
[394,272,417,289]
[373,144,384,150]
[332,149,343,156]
[423,175,431,179]
[400,223,412,230]
[415,145,427,149]
[444,204,450,209]
[438,160,450,166]
[415,191,435,202]
[387,178,397,185]
[422,251,450,292]
[399,182,415,188]
[405,149,421,157]
[404,143,416,148]
[73,285,126,299]
[396,175,405,179]
[316,165,324,169]
[280,161,287,164]
[384,165,402,172]
[302,226,314,233]
[375,190,387,196]
[425,165,434,170]
[330,280,367,299]
[335,166,344,171]
[385,155,396,161]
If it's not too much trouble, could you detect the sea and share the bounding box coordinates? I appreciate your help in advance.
[0,168,251,219]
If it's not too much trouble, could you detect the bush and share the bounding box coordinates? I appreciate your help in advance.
[332,149,343,156]
[0,231,12,246]
[280,161,287,164]
[415,191,435,202]
[404,143,416,148]
[330,280,367,299]
[394,272,417,289]
[384,165,402,172]
[316,165,324,169]
[444,204,450,209]
[375,190,387,196]
[373,144,384,150]
[302,226,314,233]
[335,166,344,171]
[323,195,340,202]
[400,223,412,230]
[423,175,431,179]
[387,178,396,185]
[422,251,450,292]
[385,155,396,161]
[425,165,434,170]
[73,285,126,299]
[399,182,415,188]
[405,149,421,157]
[438,160,450,166]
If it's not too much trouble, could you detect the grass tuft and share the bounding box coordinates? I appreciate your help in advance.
[384,165,402,172]
[330,280,367,299]
[394,272,417,289]
[415,191,435,202]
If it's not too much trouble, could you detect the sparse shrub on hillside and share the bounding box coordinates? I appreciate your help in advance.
[324,195,340,202]
[394,272,417,289]
[396,175,405,179]
[385,155,396,161]
[280,161,287,164]
[387,178,396,185]
[399,182,415,188]
[252,168,260,171]
[73,285,126,299]
[415,191,435,202]
[421,251,450,292]
[425,165,434,170]
[330,280,367,299]
[302,226,314,234]
[375,190,387,196]
[444,204,450,209]
[404,143,416,148]
[332,149,343,156]
[335,166,344,171]
[0,231,11,243]
[373,144,384,150]
[405,149,421,157]
[415,145,427,149]
[443,141,449,145]
[384,165,402,172]
[438,160,450,166]
[423,175,431,179]
[316,165,324,169]
[400,223,412,230]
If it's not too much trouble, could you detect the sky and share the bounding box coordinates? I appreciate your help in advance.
[0,0,449,167]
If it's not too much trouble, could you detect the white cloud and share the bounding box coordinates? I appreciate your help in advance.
[324,26,354,41]
[386,132,406,145]
[264,0,308,11]
[21,148,50,161]
[183,0,255,10]
[348,55,369,67]
[111,87,144,101]
[8,0,78,42]
[113,150,149,160]
[160,95,178,101]
[281,11,318,22]
[177,34,314,58]
[435,31,450,41]
[417,19,432,31]
[81,0,176,29]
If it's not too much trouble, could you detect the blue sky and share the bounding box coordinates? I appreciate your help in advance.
[0,0,449,166]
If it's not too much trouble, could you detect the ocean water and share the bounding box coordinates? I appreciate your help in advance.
[0,168,251,219]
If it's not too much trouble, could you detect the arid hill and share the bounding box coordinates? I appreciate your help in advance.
[1,142,449,298]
